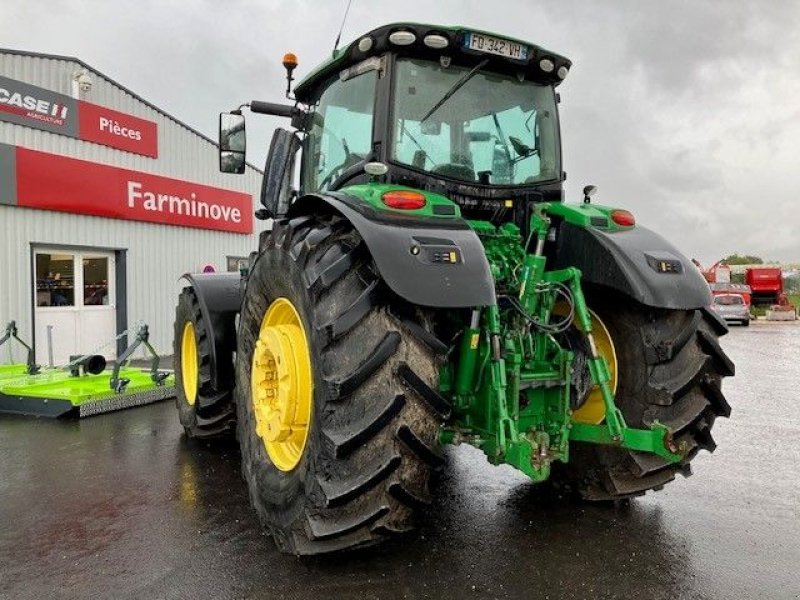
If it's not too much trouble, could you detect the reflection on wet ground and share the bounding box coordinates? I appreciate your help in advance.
[1,323,798,599]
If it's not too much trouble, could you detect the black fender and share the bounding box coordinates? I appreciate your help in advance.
[180,272,241,389]
[287,193,496,308]
[552,222,712,310]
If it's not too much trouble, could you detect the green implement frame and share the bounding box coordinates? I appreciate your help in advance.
[440,205,685,479]
[0,323,175,418]
[0,367,175,417]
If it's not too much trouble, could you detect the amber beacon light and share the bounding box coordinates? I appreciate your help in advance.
[282,53,298,97]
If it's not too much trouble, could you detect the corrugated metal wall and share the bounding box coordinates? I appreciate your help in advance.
[0,205,255,357]
[0,51,265,358]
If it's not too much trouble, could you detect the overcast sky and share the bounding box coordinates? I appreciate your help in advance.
[3,0,799,264]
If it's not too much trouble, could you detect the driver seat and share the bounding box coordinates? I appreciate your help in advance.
[431,153,476,181]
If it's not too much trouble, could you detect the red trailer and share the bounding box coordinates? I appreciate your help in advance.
[746,267,783,305]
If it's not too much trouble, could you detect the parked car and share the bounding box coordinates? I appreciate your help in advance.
[711,294,750,326]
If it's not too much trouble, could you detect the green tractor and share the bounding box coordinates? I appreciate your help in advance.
[173,23,733,554]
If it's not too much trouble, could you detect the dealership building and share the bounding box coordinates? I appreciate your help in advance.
[0,49,263,366]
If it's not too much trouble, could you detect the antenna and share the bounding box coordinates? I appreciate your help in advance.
[332,0,354,54]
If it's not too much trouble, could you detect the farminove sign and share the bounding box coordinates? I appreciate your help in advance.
[0,143,252,234]
[0,75,158,157]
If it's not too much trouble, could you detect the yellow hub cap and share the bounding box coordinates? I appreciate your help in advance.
[181,322,199,406]
[250,297,313,472]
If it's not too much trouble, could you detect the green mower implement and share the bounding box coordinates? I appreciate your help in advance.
[174,23,734,555]
[0,323,175,418]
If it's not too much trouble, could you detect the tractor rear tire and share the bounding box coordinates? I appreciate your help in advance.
[555,292,734,500]
[235,215,445,555]
[173,287,236,439]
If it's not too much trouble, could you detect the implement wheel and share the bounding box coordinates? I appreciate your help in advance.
[235,215,445,555]
[173,287,236,438]
[555,291,734,500]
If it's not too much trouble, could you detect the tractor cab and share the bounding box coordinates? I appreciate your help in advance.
[220,24,572,224]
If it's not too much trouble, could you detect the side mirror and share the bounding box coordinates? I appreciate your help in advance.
[261,128,301,218]
[219,112,246,174]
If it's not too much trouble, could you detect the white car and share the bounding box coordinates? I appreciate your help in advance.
[711,294,750,326]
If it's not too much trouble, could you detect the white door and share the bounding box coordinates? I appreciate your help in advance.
[34,249,117,366]
[79,253,117,361]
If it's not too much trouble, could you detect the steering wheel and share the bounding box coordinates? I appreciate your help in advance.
[509,136,538,158]
[320,152,365,190]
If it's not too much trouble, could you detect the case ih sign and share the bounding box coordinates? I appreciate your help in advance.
[0,75,158,157]
[0,144,252,234]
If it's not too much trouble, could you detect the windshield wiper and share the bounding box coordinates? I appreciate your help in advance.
[420,59,489,123]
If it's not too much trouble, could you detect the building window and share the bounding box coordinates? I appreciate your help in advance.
[82,257,110,305]
[36,253,75,307]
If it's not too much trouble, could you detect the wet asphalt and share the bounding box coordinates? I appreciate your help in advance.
[1,322,798,600]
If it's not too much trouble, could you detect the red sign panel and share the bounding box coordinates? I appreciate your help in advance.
[0,76,159,157]
[78,101,159,158]
[14,147,252,234]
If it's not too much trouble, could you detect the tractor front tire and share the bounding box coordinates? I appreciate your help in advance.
[235,215,445,555]
[556,292,734,500]
[173,287,236,438]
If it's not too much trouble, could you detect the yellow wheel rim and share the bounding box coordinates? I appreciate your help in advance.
[554,305,618,424]
[250,297,313,472]
[181,321,199,406]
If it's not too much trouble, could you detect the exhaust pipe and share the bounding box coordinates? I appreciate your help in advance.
[68,354,107,377]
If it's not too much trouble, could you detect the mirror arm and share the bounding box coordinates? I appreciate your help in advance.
[247,101,308,130]
[249,101,298,118]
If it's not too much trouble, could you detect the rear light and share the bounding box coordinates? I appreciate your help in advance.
[382,190,426,210]
[610,210,635,227]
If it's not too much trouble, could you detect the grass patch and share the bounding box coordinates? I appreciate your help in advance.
[751,294,799,318]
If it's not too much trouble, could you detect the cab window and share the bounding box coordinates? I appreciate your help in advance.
[391,58,560,185]
[302,70,377,193]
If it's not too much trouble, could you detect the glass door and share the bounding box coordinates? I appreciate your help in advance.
[78,253,117,361]
[33,249,117,366]
[34,251,79,366]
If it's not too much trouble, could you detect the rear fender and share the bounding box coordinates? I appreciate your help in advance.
[552,222,712,310]
[287,193,496,308]
[180,273,241,389]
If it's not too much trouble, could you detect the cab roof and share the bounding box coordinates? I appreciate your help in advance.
[293,22,572,102]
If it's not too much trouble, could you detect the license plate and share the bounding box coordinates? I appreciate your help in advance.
[463,32,528,61]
